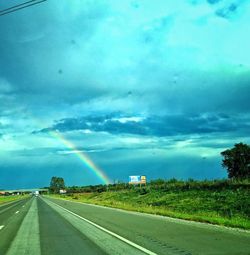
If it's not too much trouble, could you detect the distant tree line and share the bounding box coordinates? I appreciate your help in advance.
[221,143,250,179]
[50,143,249,194]
[63,178,249,195]
[49,176,65,193]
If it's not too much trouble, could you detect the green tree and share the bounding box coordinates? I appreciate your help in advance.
[221,143,250,179]
[49,176,65,193]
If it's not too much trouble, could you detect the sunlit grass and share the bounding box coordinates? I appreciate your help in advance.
[49,181,250,230]
[0,195,29,205]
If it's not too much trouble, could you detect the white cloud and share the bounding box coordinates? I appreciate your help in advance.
[112,116,144,123]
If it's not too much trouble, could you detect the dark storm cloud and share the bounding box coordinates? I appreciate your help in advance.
[36,114,147,135]
[212,0,246,19]
[207,0,222,4]
[215,3,238,19]
[0,0,110,106]
[1,0,250,188]
[35,112,250,137]
[0,0,249,115]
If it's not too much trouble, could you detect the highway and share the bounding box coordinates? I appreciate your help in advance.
[0,196,249,255]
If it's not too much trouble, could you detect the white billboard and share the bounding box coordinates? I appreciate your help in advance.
[129,175,147,184]
[129,176,141,184]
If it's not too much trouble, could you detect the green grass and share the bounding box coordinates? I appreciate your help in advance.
[0,195,28,205]
[49,183,250,230]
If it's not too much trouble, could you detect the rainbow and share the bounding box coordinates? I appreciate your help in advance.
[50,131,111,185]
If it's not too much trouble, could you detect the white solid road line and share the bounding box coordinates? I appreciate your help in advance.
[0,225,4,230]
[15,211,19,214]
[48,197,250,235]
[48,199,157,255]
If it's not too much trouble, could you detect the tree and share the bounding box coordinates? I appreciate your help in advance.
[49,176,65,193]
[221,143,250,179]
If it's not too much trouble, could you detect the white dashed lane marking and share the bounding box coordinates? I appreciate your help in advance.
[15,211,19,214]
[0,225,4,230]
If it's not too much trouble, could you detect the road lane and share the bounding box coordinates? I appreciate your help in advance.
[1,196,149,255]
[0,198,28,215]
[46,196,250,255]
[1,195,249,255]
[38,197,108,255]
[0,197,32,255]
[0,198,30,230]
[7,197,40,255]
[41,197,147,255]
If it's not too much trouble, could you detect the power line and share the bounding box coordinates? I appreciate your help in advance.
[0,0,47,16]
[0,0,39,13]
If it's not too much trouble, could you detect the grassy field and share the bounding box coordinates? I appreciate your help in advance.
[0,195,28,205]
[50,179,250,230]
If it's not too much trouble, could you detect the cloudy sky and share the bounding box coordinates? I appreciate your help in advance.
[0,0,250,189]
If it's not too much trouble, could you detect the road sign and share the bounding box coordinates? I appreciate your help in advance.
[140,175,146,184]
[129,175,147,184]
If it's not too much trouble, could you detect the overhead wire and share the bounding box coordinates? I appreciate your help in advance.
[0,0,47,16]
[0,0,41,13]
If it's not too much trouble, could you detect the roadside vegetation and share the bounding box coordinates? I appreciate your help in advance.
[49,143,250,229]
[50,178,250,230]
[0,195,28,205]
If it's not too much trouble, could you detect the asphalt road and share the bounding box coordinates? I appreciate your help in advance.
[0,196,249,255]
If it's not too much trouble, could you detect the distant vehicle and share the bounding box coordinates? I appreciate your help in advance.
[34,191,39,197]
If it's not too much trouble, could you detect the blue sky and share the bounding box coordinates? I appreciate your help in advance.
[0,0,250,189]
